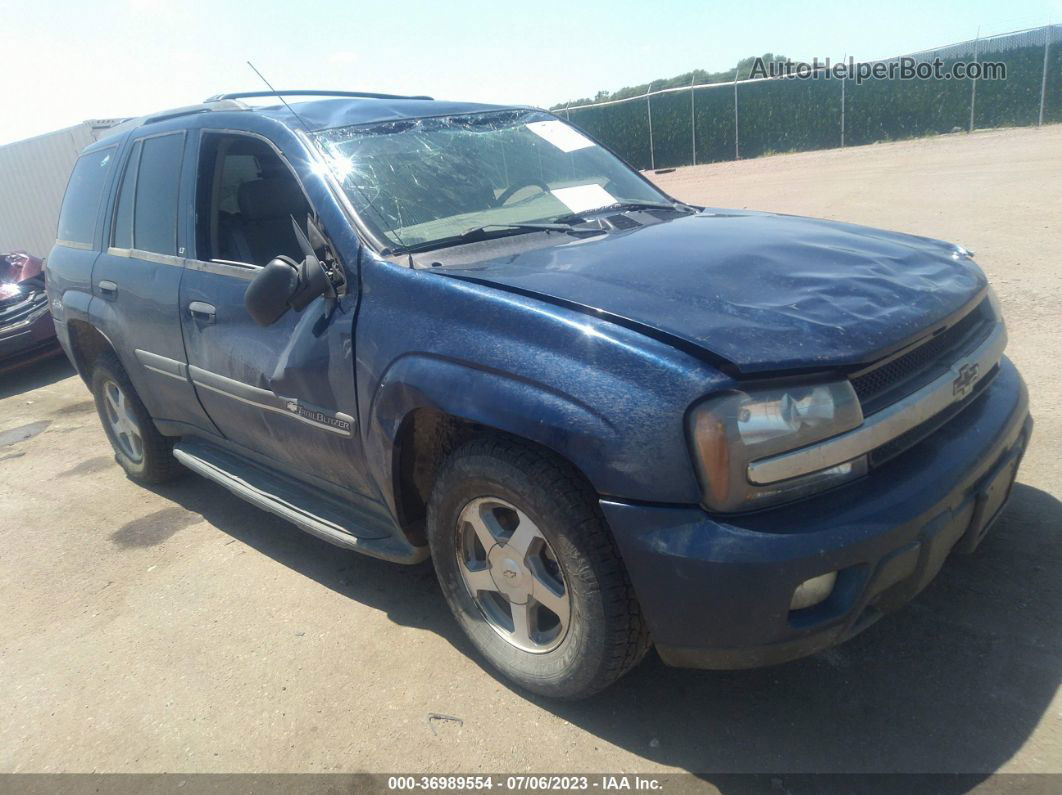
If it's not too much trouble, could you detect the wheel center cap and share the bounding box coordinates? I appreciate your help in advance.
[487,544,530,603]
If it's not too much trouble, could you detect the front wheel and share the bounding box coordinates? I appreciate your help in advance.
[427,436,650,699]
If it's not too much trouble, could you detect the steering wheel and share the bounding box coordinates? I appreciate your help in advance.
[495,180,550,206]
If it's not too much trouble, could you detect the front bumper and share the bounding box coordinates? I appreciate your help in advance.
[602,357,1031,669]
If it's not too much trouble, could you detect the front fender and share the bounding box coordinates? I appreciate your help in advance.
[354,258,731,514]
[367,353,617,509]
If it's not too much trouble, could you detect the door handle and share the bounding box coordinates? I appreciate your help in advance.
[97,280,118,298]
[188,301,217,323]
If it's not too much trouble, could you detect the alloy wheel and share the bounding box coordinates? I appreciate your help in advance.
[102,379,144,463]
[455,496,571,653]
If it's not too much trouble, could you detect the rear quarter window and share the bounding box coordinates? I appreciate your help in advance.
[111,140,141,250]
[56,148,116,246]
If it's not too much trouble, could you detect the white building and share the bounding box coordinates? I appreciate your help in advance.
[0,120,126,258]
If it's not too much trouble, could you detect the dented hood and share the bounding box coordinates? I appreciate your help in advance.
[442,210,987,374]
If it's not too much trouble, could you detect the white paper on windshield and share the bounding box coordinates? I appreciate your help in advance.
[526,120,595,153]
[550,184,616,213]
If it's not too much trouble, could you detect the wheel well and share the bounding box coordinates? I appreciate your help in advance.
[392,409,601,548]
[66,320,116,384]
[393,409,473,546]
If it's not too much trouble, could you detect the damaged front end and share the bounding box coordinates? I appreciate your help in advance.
[1,252,60,370]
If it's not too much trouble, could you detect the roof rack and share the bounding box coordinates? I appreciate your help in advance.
[203,90,434,103]
[143,99,247,125]
[96,100,247,138]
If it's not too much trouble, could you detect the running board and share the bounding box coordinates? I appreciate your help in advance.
[173,439,428,564]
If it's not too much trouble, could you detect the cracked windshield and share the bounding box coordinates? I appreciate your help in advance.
[313,109,668,252]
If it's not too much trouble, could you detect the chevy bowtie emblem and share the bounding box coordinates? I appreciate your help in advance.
[952,362,980,399]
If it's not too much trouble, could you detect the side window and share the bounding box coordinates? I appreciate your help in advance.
[111,140,141,249]
[57,148,115,246]
[133,133,184,256]
[194,133,311,267]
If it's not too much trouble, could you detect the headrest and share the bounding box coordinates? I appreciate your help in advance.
[238,177,309,222]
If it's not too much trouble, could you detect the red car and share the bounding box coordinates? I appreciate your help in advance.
[0,251,61,370]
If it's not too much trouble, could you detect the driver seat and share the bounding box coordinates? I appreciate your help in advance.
[228,177,311,266]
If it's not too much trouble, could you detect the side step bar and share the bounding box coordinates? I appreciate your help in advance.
[173,439,428,564]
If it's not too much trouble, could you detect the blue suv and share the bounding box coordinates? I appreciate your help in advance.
[46,90,1032,698]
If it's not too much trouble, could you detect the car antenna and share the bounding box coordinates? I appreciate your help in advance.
[245,61,311,132]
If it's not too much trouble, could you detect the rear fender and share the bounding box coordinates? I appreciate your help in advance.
[51,288,94,374]
[54,286,92,325]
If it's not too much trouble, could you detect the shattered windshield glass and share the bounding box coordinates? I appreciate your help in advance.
[312,109,669,253]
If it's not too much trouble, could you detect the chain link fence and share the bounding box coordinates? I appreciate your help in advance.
[562,25,1062,171]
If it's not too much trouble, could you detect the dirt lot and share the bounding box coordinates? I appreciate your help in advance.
[1,126,1059,779]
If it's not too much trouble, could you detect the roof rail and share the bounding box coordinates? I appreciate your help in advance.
[142,100,247,125]
[203,90,434,102]
[95,100,248,138]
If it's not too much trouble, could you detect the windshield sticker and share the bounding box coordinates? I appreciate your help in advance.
[551,184,616,213]
[526,120,595,153]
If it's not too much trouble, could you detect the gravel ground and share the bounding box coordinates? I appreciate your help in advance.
[1,125,1059,779]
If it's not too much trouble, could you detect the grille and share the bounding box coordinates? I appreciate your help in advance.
[0,289,48,328]
[868,364,999,467]
[851,298,991,415]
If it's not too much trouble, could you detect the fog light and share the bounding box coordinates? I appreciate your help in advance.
[790,571,837,611]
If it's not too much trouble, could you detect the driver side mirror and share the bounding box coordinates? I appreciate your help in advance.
[244,217,337,326]
[244,254,331,326]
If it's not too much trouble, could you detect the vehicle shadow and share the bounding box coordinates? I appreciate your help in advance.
[0,353,74,399]
[149,475,1060,781]
[146,475,472,650]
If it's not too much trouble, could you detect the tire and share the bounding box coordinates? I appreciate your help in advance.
[427,435,650,699]
[91,351,183,484]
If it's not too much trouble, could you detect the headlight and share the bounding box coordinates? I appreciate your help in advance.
[688,380,865,512]
[986,285,1003,324]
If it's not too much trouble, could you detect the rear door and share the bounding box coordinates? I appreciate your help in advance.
[89,131,215,434]
[178,129,371,496]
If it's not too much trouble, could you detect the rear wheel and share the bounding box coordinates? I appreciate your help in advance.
[428,435,650,699]
[91,352,182,483]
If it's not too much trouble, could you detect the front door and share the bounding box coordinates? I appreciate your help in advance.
[178,130,371,497]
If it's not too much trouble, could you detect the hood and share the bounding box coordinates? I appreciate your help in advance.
[440,210,987,374]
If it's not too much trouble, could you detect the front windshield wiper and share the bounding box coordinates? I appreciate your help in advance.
[459,222,604,239]
[389,222,602,255]
[553,200,697,225]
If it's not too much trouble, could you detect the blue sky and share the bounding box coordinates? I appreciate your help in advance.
[2,0,1059,144]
